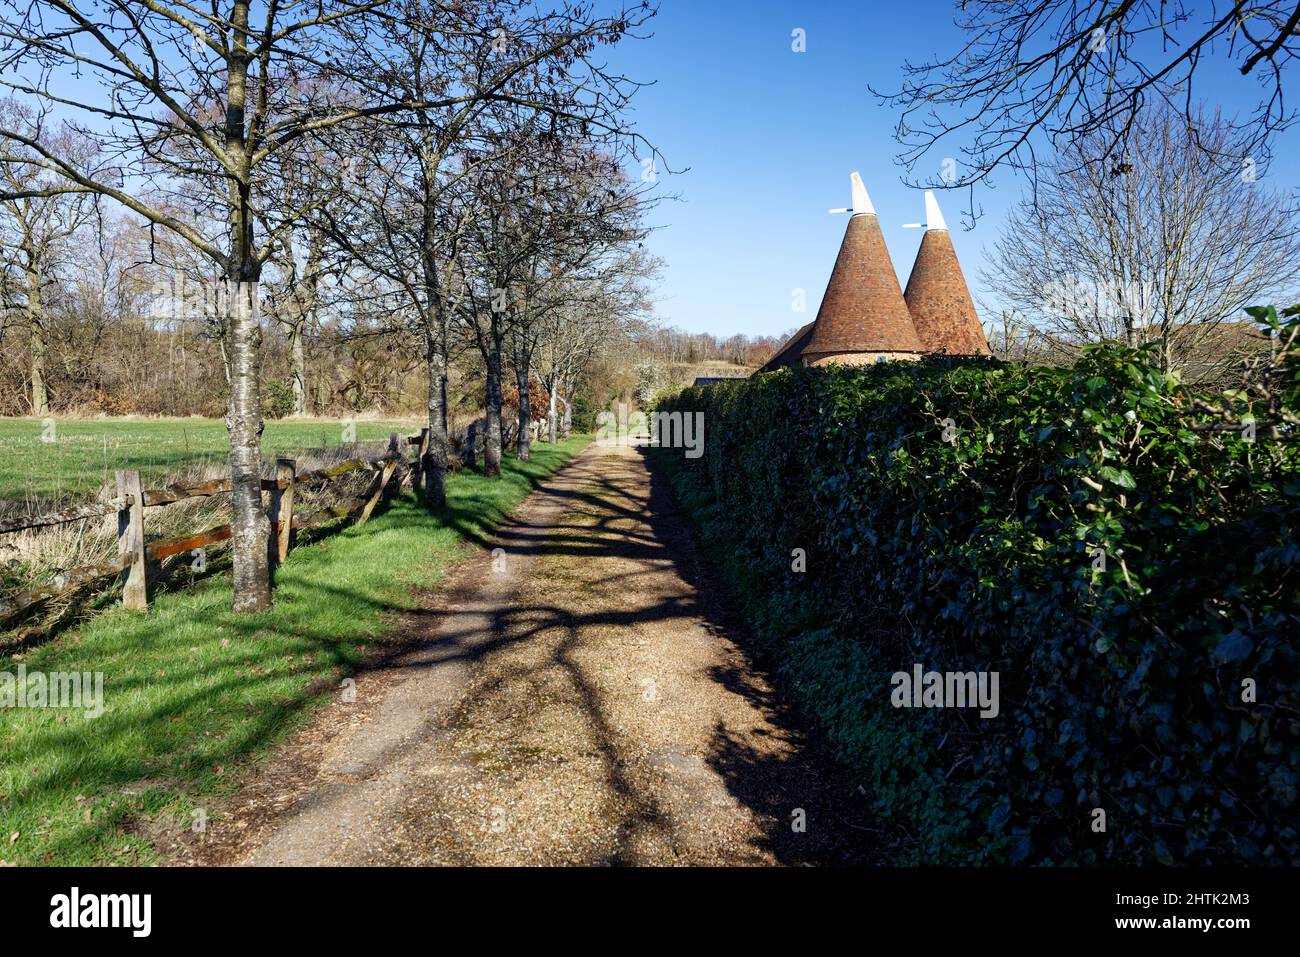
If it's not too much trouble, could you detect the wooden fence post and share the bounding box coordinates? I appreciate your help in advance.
[388,432,404,503]
[414,427,430,493]
[270,458,295,564]
[465,421,478,468]
[359,457,397,525]
[115,469,147,610]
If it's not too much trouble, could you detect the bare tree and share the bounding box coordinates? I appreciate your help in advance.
[0,99,96,415]
[319,0,656,498]
[0,1,380,610]
[502,144,649,459]
[262,138,338,419]
[278,226,325,418]
[981,105,1300,377]
[536,236,657,434]
[876,1,1300,211]
[980,307,1067,365]
[0,0,657,609]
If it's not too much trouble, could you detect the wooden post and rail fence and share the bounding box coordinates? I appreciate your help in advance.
[0,428,438,633]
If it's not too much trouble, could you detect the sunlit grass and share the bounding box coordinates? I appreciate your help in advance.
[0,436,589,865]
[0,416,421,502]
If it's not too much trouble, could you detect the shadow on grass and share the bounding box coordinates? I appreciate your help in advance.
[0,439,588,865]
[228,442,881,865]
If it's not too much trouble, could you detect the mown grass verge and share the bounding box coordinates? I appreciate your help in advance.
[0,436,589,865]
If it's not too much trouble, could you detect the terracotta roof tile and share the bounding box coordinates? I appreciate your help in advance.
[903,229,990,356]
[801,213,923,360]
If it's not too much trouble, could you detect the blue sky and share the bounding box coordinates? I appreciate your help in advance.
[608,0,1300,340]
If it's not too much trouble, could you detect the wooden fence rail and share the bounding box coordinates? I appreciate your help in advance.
[0,432,427,632]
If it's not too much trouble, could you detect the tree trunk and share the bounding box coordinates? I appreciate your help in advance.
[289,227,323,418]
[423,325,449,507]
[226,275,271,612]
[417,169,450,505]
[547,383,559,444]
[225,0,271,613]
[484,344,504,477]
[561,388,573,440]
[515,364,531,461]
[26,265,48,416]
[289,315,308,416]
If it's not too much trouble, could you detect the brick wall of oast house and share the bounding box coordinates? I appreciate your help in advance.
[903,229,991,356]
[801,213,924,364]
[805,351,920,367]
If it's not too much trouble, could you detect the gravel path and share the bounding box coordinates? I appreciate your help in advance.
[212,441,876,866]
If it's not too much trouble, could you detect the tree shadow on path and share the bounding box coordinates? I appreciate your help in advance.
[635,445,888,865]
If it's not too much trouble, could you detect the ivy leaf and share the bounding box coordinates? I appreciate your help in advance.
[1009,834,1033,864]
[989,802,1011,829]
[1099,465,1137,489]
[1214,631,1253,662]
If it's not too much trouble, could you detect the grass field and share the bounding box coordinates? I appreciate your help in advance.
[0,435,589,866]
[0,416,421,502]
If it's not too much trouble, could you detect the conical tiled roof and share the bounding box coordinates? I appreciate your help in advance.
[801,211,923,361]
[903,194,990,356]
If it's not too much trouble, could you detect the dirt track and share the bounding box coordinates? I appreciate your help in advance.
[189,441,877,866]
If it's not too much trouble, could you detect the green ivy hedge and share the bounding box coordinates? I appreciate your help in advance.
[654,330,1299,865]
